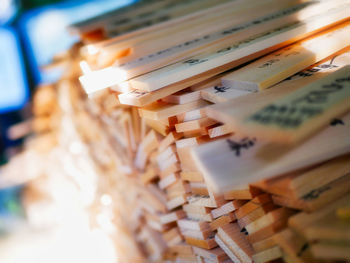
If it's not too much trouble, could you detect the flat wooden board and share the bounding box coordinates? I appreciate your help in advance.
[221,21,350,91]
[217,223,254,263]
[236,65,350,143]
[273,173,350,212]
[128,4,350,92]
[139,100,210,120]
[191,112,350,193]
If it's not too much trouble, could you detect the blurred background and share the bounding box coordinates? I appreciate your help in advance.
[0,0,136,258]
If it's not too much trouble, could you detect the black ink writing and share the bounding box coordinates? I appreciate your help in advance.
[214,86,230,93]
[302,185,331,201]
[249,74,350,128]
[183,58,209,66]
[330,118,344,126]
[227,138,256,156]
[250,105,322,128]
[297,243,309,257]
[132,90,147,97]
[258,59,280,68]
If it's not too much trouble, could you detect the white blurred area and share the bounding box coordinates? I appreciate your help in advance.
[0,223,117,263]
[0,83,119,263]
[0,148,119,263]
[0,0,16,24]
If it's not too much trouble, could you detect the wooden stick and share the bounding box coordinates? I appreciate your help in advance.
[252,246,282,263]
[235,194,272,220]
[211,200,246,219]
[139,100,210,120]
[201,85,252,104]
[191,112,350,193]
[209,213,236,231]
[245,208,296,235]
[217,223,254,263]
[234,65,350,144]
[166,194,187,210]
[272,172,350,212]
[247,218,288,244]
[118,67,225,107]
[193,246,229,263]
[160,210,186,224]
[215,234,242,263]
[187,212,214,222]
[158,173,180,189]
[288,193,350,235]
[252,235,277,254]
[175,118,217,133]
[221,21,350,92]
[104,0,232,39]
[206,50,350,139]
[166,180,191,199]
[255,154,350,199]
[185,236,217,250]
[177,108,206,122]
[128,5,350,92]
[162,88,202,105]
[190,182,209,196]
[224,185,263,200]
[117,1,321,81]
[87,0,318,81]
[180,228,213,240]
[187,195,220,208]
[237,203,277,229]
[178,218,210,231]
[310,243,350,262]
[145,117,171,136]
[273,229,316,263]
[208,124,234,138]
[180,171,204,182]
[110,0,294,66]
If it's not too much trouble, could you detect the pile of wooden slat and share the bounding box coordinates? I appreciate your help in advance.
[4,0,350,262]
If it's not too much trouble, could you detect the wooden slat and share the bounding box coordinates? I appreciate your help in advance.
[272,173,350,212]
[80,0,331,93]
[237,203,277,229]
[191,112,350,193]
[139,100,210,120]
[252,246,282,263]
[217,223,254,263]
[185,236,218,249]
[211,200,246,219]
[215,234,242,263]
[206,50,350,136]
[310,243,350,261]
[288,193,350,235]
[232,65,350,143]
[192,246,229,263]
[221,22,350,91]
[201,85,252,104]
[245,207,296,234]
[128,4,350,92]
[175,118,217,133]
[209,213,236,231]
[273,229,316,263]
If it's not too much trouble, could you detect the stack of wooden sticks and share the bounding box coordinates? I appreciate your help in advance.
[4,0,350,262]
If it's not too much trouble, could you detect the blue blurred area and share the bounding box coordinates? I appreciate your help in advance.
[0,27,28,114]
[0,0,138,151]
[0,0,138,216]
[0,186,22,215]
[0,185,23,234]
[19,0,137,84]
[0,0,138,114]
[0,0,18,25]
